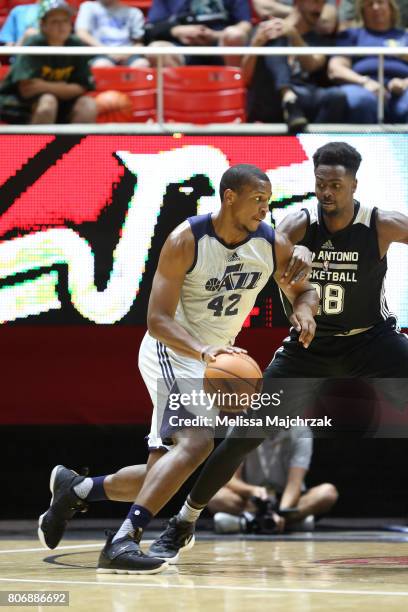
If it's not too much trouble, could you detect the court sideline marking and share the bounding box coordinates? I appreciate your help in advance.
[0,542,153,554]
[1,543,408,598]
[0,577,407,598]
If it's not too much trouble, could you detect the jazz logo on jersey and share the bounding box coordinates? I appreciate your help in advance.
[205,263,262,292]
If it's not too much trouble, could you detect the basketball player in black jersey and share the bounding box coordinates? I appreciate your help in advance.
[145,141,408,561]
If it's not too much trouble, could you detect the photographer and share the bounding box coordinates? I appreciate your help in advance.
[144,0,252,67]
[208,427,338,533]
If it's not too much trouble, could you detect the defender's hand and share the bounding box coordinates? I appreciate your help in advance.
[281,245,312,285]
[290,307,316,348]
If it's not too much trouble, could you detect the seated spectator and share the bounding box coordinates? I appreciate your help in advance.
[315,3,338,35]
[0,0,97,124]
[0,0,40,47]
[144,0,253,67]
[75,0,148,67]
[329,0,408,123]
[252,0,338,36]
[208,427,338,533]
[338,0,408,29]
[243,0,347,132]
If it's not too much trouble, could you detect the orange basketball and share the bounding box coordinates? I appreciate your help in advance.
[204,353,263,413]
[95,90,133,122]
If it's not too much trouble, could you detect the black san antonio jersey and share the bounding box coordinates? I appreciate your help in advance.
[282,200,395,337]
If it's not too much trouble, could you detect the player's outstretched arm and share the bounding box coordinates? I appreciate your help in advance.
[274,231,319,349]
[376,210,408,258]
[147,223,246,362]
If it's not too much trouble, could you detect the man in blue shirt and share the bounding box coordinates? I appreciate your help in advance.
[145,0,252,66]
[329,0,408,122]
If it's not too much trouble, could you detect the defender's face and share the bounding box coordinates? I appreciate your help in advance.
[228,178,272,233]
[314,164,357,217]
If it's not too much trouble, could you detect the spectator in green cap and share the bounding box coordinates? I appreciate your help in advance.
[0,0,96,124]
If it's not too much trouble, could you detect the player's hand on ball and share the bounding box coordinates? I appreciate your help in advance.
[201,345,247,364]
[290,308,316,348]
[281,245,312,285]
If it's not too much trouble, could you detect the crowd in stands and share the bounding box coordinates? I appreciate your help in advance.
[0,0,407,126]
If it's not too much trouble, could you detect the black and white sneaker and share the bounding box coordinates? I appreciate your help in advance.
[97,530,168,574]
[282,100,308,134]
[38,465,88,549]
[148,516,195,564]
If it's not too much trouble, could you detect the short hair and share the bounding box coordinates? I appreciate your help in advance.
[219,164,270,201]
[357,0,400,28]
[312,142,362,177]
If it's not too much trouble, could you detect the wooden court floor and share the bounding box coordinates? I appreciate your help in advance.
[1,537,408,611]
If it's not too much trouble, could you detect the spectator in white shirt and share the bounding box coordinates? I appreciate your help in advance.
[75,0,149,67]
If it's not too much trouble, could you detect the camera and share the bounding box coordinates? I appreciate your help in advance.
[214,496,278,535]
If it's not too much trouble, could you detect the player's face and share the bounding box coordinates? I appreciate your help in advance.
[314,164,357,217]
[230,178,272,233]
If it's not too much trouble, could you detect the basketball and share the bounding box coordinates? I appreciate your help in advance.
[204,353,263,413]
[95,90,133,122]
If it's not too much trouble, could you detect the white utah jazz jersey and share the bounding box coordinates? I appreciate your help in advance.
[174,213,276,347]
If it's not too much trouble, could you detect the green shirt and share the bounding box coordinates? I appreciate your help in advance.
[0,33,94,96]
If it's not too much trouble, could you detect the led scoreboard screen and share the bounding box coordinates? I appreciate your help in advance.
[0,134,407,328]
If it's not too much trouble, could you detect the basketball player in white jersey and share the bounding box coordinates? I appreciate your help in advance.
[38,163,318,574]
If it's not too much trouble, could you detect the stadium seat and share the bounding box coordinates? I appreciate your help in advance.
[7,0,34,7]
[122,0,152,9]
[0,0,9,23]
[91,66,156,123]
[0,65,9,81]
[163,66,246,124]
[91,65,155,92]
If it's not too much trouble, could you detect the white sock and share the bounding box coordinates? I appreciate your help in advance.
[112,518,133,542]
[177,499,204,523]
[73,478,93,499]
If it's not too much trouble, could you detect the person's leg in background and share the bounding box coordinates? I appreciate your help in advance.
[251,38,307,131]
[220,25,249,66]
[287,483,338,527]
[31,93,58,124]
[388,89,408,123]
[207,487,247,515]
[70,95,97,123]
[339,83,378,123]
[292,84,347,123]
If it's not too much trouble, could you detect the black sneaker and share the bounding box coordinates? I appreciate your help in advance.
[97,530,168,574]
[38,465,89,549]
[282,100,308,134]
[148,516,195,563]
